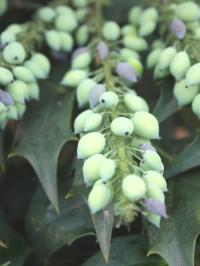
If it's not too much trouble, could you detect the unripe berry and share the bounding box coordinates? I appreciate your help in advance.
[73,0,88,7]
[28,83,40,100]
[139,22,156,37]
[173,79,198,106]
[146,49,162,69]
[120,48,140,61]
[61,70,88,87]
[139,8,158,24]
[45,30,61,51]
[192,94,200,118]
[55,6,75,16]
[175,2,200,22]
[13,66,36,83]
[123,36,148,51]
[3,42,26,65]
[111,117,134,136]
[7,80,29,103]
[170,51,191,80]
[74,109,93,134]
[143,150,164,173]
[122,174,147,201]
[152,40,165,49]
[83,154,106,185]
[72,51,92,69]
[7,105,18,120]
[58,32,74,52]
[128,57,143,77]
[147,183,165,203]
[6,24,22,35]
[0,30,16,46]
[75,8,88,23]
[128,6,142,25]
[37,7,55,23]
[154,65,170,79]
[55,13,78,32]
[76,25,89,46]
[84,113,103,132]
[16,103,26,118]
[0,0,7,16]
[77,132,106,159]
[24,60,47,79]
[88,84,106,108]
[131,112,159,139]
[158,47,177,70]
[31,53,51,76]
[121,25,136,36]
[102,21,120,41]
[99,91,119,108]
[76,79,96,107]
[99,159,116,182]
[0,67,14,85]
[143,171,167,192]
[146,212,161,227]
[88,181,113,214]
[124,93,149,112]
[186,63,200,86]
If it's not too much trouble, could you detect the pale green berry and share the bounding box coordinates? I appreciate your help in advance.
[76,25,89,46]
[72,52,92,69]
[120,48,140,61]
[75,8,88,23]
[3,42,26,65]
[13,66,36,83]
[131,112,159,139]
[24,60,47,79]
[186,63,200,86]
[37,7,55,22]
[139,21,156,37]
[175,2,200,22]
[7,105,18,120]
[76,79,96,107]
[139,8,158,24]
[146,212,161,227]
[55,13,78,32]
[102,21,120,41]
[154,65,170,79]
[0,102,8,113]
[0,0,7,16]
[61,70,88,87]
[0,67,14,85]
[74,109,93,134]
[73,0,88,7]
[152,40,165,49]
[88,181,113,214]
[170,51,191,80]
[128,6,142,25]
[124,93,149,112]
[173,79,198,106]
[28,83,40,100]
[122,174,147,201]
[99,158,116,182]
[45,30,61,51]
[128,57,143,77]
[121,25,136,36]
[83,154,106,185]
[147,183,165,203]
[123,36,148,51]
[1,31,16,45]
[143,150,164,172]
[31,53,51,77]
[111,117,134,136]
[143,171,167,192]
[131,137,151,149]
[55,6,75,16]
[99,91,119,108]
[16,103,26,118]
[158,47,177,70]
[146,49,162,69]
[84,113,103,132]
[58,32,74,52]
[6,24,22,35]
[192,94,200,118]
[77,132,106,159]
[139,161,153,172]
[7,80,29,103]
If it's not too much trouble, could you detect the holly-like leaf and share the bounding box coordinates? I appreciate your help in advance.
[147,172,200,266]
[165,133,200,178]
[10,81,75,211]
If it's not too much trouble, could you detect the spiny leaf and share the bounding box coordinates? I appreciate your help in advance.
[11,81,75,211]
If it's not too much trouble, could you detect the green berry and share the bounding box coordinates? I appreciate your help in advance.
[152,40,165,49]
[186,63,200,86]
[24,60,47,79]
[102,21,120,41]
[1,30,16,45]
[128,57,143,77]
[76,25,89,46]
[37,7,55,23]
[13,66,36,83]
[175,2,200,22]
[143,171,167,192]
[154,65,170,79]
[7,80,29,103]
[147,183,165,203]
[192,93,200,118]
[73,0,88,7]
[121,25,136,36]
[123,36,148,51]
[124,93,149,112]
[57,32,74,52]
[7,105,18,120]
[146,48,162,69]
[131,111,159,139]
[139,21,156,37]
[111,117,134,136]
[77,132,106,159]
[45,30,61,51]
[74,109,93,134]
[122,174,147,201]
[84,113,103,132]
[75,8,88,23]
[55,13,78,33]
[28,83,40,100]
[31,53,51,77]
[99,158,116,182]
[55,6,75,16]
[143,150,164,172]
[16,103,26,118]
[131,136,151,149]
[61,69,88,87]
[72,51,92,69]
[6,24,23,35]
[173,79,198,106]
[158,47,177,70]
[146,212,161,227]
[128,6,142,25]
[170,51,191,80]
[99,91,119,108]
[0,67,14,85]
[139,8,158,24]
[0,0,7,16]
[3,42,26,65]
[76,79,96,107]
[120,48,140,61]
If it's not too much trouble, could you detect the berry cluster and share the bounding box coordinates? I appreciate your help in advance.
[66,6,168,227]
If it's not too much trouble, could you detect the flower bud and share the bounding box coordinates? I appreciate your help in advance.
[77,132,106,159]
[147,183,165,203]
[3,42,26,65]
[123,36,148,51]
[128,57,143,77]
[139,21,156,37]
[170,19,186,39]
[97,41,109,60]
[88,181,113,214]
[31,53,51,76]
[143,150,164,172]
[116,62,137,83]
[7,105,18,120]
[24,60,47,79]
[146,212,161,227]
[72,51,92,69]
[120,48,140,61]
[99,91,119,108]
[139,8,158,24]
[37,7,55,23]
[0,30,16,45]
[192,93,200,118]
[76,25,89,46]
[122,174,147,201]
[76,79,96,107]
[99,158,116,182]
[55,13,78,32]
[128,6,142,25]
[16,103,26,118]
[7,80,29,103]
[102,21,120,41]
[111,117,134,136]
[74,109,93,134]
[186,63,200,86]
[145,198,167,218]
[45,30,61,51]
[13,66,36,83]
[146,48,162,69]
[0,67,14,85]
[131,111,159,139]
[173,79,198,106]
[0,89,13,105]
[88,84,106,108]
[143,171,167,192]
[170,51,191,80]
[124,93,149,112]
[28,83,40,100]
[83,154,106,185]
[84,113,103,132]
[175,2,200,22]
[158,47,177,70]
[61,69,88,87]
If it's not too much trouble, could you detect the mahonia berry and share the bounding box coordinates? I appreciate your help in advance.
[72,50,92,69]
[99,91,119,108]
[99,158,116,182]
[146,49,162,69]
[7,80,29,103]
[61,69,88,87]
[111,117,134,136]
[175,2,200,22]
[142,150,164,173]
[0,67,14,86]
[0,30,16,46]
[3,42,26,65]
[186,63,200,86]
[13,66,36,83]
[37,7,56,23]
[74,109,94,134]
[122,175,147,201]
[158,47,177,70]
[143,171,167,192]
[84,113,103,132]
[124,93,149,112]
[123,36,148,51]
[102,21,120,41]
[170,51,191,81]
[192,94,200,118]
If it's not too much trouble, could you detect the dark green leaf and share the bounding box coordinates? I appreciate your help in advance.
[165,133,200,178]
[11,81,75,211]
[148,172,200,266]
